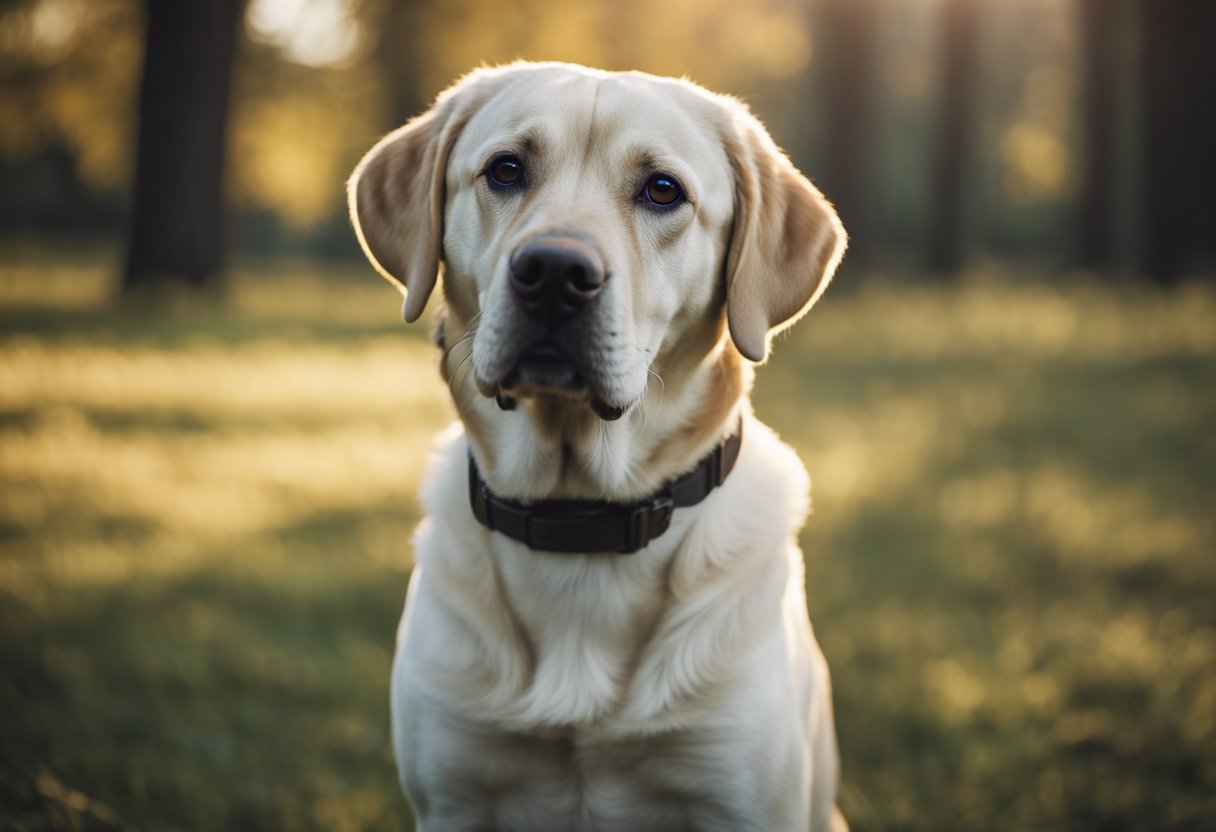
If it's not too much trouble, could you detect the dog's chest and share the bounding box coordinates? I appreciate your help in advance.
[491,537,675,726]
[394,426,821,829]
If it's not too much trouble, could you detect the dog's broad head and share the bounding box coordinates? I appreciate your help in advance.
[349,62,845,426]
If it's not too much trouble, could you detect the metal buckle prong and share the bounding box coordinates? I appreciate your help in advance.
[626,491,675,553]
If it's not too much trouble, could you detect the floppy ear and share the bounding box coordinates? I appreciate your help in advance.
[347,70,502,322]
[722,109,847,363]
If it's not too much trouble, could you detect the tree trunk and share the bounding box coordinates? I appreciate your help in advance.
[122,0,246,296]
[817,0,879,265]
[1076,0,1118,271]
[374,0,426,129]
[1138,0,1216,285]
[926,0,981,274]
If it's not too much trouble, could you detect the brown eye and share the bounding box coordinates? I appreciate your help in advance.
[642,173,684,208]
[487,155,524,188]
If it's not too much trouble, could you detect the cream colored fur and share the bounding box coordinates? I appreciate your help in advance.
[349,62,848,832]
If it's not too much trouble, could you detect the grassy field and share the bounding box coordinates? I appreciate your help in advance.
[1,247,1213,831]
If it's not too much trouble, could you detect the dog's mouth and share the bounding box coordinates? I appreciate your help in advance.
[486,341,628,421]
[514,342,584,391]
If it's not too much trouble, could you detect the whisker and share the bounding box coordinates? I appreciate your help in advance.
[443,315,481,386]
[447,350,474,388]
[644,367,666,418]
[442,314,481,359]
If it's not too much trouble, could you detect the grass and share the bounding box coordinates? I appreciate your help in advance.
[1,247,1214,831]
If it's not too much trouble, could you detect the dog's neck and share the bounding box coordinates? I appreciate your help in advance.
[442,312,751,503]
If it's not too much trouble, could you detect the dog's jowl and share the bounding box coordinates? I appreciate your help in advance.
[349,62,848,832]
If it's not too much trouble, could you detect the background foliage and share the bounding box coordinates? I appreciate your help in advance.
[3,0,1211,278]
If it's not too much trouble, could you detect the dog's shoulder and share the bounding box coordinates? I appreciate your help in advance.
[677,416,812,567]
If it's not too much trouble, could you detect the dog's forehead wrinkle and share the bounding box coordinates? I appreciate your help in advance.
[542,78,695,184]
[510,127,546,159]
[578,76,606,178]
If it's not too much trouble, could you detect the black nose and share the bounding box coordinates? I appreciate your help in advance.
[508,236,606,325]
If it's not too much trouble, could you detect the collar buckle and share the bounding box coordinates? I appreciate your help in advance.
[626,491,675,554]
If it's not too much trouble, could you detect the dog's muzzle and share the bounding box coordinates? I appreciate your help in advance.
[488,234,630,418]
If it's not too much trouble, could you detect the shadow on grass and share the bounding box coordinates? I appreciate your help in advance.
[0,507,416,832]
[4,268,1214,831]
[0,307,416,349]
[767,333,1216,830]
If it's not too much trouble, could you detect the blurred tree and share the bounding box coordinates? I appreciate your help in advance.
[927,0,980,273]
[370,0,426,128]
[1138,0,1216,285]
[122,0,247,296]
[0,0,141,232]
[229,0,383,244]
[816,0,879,265]
[1076,0,1117,271]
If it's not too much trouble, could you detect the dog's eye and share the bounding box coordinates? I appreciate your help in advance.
[640,173,684,208]
[486,155,525,189]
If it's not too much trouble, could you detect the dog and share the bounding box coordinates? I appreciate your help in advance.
[348,62,848,832]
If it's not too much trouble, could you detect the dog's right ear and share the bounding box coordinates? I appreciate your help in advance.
[347,69,503,322]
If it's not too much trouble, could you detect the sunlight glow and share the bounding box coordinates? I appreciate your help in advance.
[27,0,81,55]
[246,0,362,68]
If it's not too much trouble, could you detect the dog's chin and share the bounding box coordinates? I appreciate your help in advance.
[476,346,631,422]
[515,346,586,394]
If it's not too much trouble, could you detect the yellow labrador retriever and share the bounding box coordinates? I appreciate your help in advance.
[349,62,848,832]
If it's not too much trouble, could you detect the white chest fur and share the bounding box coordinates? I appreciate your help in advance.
[388,419,841,831]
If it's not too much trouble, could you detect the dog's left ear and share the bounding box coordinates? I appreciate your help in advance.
[722,109,847,363]
[347,68,505,322]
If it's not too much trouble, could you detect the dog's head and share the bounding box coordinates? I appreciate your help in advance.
[350,62,844,430]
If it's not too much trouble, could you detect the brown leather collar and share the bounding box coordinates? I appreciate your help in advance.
[468,420,743,554]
